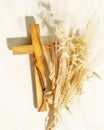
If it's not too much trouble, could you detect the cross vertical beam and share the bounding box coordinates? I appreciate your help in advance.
[30,24,46,111]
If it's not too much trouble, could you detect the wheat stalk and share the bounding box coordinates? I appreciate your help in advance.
[43,22,100,130]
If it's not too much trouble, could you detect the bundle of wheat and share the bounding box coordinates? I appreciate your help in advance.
[35,0,104,130]
[43,23,100,130]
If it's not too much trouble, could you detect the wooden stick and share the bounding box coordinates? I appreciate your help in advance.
[31,24,47,111]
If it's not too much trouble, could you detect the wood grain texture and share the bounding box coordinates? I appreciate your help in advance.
[30,24,47,111]
[12,45,33,55]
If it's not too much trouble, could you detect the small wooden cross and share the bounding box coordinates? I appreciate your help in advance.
[12,24,53,112]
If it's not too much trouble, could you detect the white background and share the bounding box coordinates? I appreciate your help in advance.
[0,0,104,130]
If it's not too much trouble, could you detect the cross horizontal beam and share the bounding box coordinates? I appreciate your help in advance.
[12,43,53,55]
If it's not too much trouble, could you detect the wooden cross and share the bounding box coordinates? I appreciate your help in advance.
[12,24,53,112]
